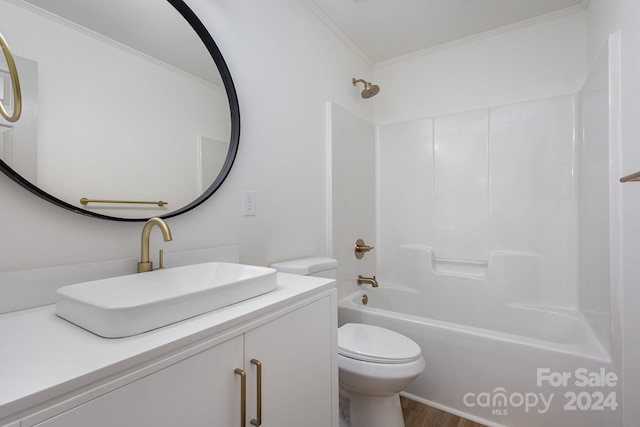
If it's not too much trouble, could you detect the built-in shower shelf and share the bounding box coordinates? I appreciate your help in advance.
[431,257,488,278]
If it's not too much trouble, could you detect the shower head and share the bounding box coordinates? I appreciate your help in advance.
[352,78,380,99]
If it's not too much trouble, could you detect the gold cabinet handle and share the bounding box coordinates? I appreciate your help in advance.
[0,33,22,123]
[250,359,262,426]
[234,368,247,427]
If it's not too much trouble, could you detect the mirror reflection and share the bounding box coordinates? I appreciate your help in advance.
[0,0,236,220]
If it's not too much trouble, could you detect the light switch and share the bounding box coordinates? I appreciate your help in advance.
[243,191,256,216]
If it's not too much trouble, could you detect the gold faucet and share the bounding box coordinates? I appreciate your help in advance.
[137,217,173,273]
[357,275,378,288]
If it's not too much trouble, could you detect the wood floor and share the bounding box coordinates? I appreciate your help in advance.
[401,396,487,427]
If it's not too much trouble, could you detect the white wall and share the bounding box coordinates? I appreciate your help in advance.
[585,0,640,425]
[329,102,375,299]
[0,0,372,275]
[373,11,587,123]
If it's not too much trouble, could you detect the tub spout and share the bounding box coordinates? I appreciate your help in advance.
[357,275,378,288]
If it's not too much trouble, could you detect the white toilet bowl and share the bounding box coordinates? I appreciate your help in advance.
[268,258,424,426]
[338,323,425,427]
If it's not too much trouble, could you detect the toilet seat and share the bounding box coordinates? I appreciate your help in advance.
[338,323,422,364]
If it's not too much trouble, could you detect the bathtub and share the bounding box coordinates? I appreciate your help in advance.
[338,286,620,427]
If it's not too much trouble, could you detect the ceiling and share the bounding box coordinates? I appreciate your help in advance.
[303,0,587,64]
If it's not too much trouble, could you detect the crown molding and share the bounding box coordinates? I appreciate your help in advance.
[300,0,374,67]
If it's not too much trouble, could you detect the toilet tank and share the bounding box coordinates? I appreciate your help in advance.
[270,257,337,279]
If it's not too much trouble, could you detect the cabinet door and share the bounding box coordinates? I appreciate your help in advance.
[35,335,244,427]
[245,297,335,427]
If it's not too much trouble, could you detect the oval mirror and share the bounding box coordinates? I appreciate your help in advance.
[0,0,239,221]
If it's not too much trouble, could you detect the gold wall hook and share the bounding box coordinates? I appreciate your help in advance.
[355,238,374,259]
[0,33,22,123]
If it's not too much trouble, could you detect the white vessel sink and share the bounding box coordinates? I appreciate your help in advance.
[55,262,277,338]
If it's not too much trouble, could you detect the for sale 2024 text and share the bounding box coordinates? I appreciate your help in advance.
[537,368,618,411]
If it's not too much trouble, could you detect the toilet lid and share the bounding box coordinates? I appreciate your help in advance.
[338,323,422,364]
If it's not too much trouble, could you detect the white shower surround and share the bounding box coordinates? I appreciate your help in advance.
[377,93,579,309]
[346,32,620,427]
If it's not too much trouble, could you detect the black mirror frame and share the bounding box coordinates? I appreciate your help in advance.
[0,0,240,222]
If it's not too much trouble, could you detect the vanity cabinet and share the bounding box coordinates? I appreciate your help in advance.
[244,295,333,426]
[32,336,244,426]
[21,295,335,427]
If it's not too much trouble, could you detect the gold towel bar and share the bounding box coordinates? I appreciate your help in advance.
[620,171,640,183]
[80,198,168,207]
[0,32,22,123]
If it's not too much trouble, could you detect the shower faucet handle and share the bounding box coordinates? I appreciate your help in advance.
[355,238,374,259]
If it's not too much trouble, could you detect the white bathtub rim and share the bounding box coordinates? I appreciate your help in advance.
[339,289,611,363]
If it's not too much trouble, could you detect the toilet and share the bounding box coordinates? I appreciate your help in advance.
[270,257,425,427]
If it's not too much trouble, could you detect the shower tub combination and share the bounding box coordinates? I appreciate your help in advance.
[338,247,619,427]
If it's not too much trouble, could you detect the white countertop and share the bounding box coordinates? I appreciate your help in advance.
[0,273,335,423]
